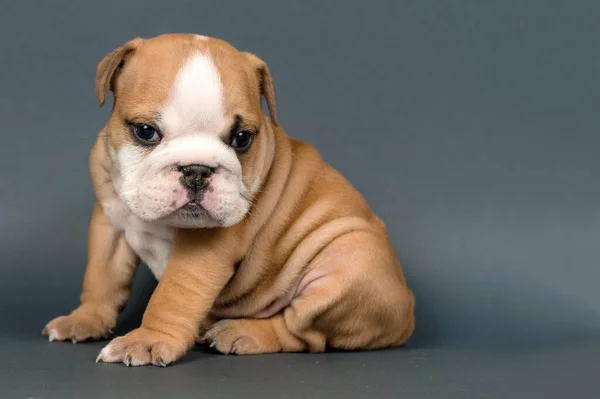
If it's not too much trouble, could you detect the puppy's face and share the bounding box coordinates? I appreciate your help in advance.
[98,35,276,228]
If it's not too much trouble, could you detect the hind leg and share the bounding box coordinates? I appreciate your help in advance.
[284,266,414,352]
[204,232,415,354]
[203,274,413,355]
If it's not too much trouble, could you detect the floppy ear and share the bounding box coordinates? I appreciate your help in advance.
[95,38,143,107]
[243,52,278,126]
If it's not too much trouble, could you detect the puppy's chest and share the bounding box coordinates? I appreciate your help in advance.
[103,200,173,279]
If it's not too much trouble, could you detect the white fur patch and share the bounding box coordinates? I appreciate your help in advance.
[124,217,172,279]
[161,52,228,137]
[115,133,249,226]
[149,135,241,176]
[103,197,173,279]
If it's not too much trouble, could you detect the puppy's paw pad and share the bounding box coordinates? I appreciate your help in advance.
[203,320,262,355]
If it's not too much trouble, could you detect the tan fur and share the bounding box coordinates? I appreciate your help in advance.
[43,34,415,366]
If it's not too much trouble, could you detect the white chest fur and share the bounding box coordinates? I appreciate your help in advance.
[102,199,173,279]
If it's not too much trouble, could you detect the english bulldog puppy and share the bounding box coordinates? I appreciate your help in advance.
[43,34,415,367]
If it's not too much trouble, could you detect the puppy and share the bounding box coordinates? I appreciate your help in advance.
[43,34,415,367]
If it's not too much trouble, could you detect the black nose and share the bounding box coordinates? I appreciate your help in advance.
[178,164,214,192]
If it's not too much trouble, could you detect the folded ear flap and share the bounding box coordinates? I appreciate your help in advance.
[243,52,278,126]
[95,38,143,107]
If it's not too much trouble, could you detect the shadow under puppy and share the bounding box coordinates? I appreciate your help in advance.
[43,34,415,367]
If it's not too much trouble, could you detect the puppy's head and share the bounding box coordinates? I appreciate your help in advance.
[96,34,278,228]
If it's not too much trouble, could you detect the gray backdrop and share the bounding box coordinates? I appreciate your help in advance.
[1,1,599,398]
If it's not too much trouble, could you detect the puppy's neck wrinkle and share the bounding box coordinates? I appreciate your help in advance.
[215,124,324,306]
[241,121,295,241]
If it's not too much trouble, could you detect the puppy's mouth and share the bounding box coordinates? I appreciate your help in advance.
[182,200,202,210]
[172,203,206,221]
[178,198,206,214]
[174,194,212,219]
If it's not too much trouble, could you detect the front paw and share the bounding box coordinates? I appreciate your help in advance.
[96,328,188,367]
[43,308,113,343]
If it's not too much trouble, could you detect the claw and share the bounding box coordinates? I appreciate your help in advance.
[95,353,103,363]
[195,336,206,345]
[124,354,131,367]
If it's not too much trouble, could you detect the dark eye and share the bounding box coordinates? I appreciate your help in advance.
[230,130,254,151]
[131,124,161,144]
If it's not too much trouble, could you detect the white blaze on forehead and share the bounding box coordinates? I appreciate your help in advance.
[161,51,227,136]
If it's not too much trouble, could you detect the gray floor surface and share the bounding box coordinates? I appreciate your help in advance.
[2,334,598,399]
